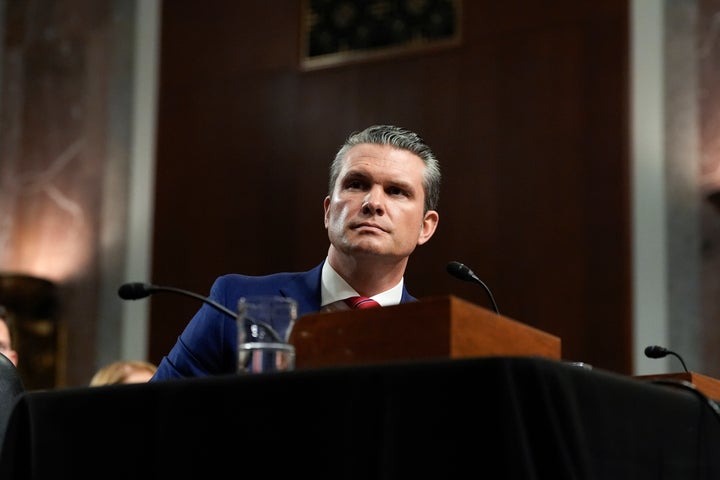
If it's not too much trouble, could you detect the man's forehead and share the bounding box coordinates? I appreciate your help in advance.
[343,145,423,170]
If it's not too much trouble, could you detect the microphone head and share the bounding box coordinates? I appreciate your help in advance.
[644,345,669,359]
[447,261,473,281]
[118,282,154,300]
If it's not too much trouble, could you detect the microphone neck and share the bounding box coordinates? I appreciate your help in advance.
[446,262,500,315]
[118,282,284,342]
[666,350,690,373]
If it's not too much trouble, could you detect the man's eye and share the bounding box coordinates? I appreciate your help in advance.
[346,180,363,189]
[388,186,406,196]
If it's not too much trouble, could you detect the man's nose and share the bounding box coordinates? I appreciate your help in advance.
[362,188,385,214]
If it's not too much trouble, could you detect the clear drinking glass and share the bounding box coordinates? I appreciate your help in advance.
[236,295,297,374]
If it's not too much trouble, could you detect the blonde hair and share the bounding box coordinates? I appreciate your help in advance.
[89,360,157,386]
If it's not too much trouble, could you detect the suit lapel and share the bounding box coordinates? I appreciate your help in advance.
[277,263,323,317]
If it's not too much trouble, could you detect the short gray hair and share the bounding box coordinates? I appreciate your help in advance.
[328,125,441,212]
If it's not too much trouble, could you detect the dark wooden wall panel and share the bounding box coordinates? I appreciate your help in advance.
[151,0,631,373]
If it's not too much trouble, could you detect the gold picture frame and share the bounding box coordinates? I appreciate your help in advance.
[300,0,463,71]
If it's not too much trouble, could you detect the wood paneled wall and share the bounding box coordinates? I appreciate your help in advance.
[151,1,631,373]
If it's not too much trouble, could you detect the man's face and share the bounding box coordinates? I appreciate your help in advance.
[0,320,18,366]
[324,143,438,260]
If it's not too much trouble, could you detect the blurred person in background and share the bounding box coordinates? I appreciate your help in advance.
[89,360,157,386]
[0,306,19,367]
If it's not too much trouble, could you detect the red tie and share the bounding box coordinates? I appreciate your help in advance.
[344,296,381,309]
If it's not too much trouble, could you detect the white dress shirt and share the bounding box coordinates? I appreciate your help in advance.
[320,259,403,312]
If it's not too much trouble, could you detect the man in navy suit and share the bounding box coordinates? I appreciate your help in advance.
[151,124,441,380]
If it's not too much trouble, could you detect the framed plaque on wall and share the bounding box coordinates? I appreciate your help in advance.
[300,0,463,71]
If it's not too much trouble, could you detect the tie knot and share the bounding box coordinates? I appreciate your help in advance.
[344,296,381,309]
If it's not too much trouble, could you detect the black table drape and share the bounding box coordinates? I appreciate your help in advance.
[0,356,718,479]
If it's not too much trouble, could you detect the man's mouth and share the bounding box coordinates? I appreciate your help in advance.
[352,222,385,232]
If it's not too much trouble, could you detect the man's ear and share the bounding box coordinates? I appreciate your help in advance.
[323,196,331,228]
[417,210,439,246]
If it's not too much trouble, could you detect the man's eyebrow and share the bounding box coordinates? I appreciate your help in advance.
[340,171,369,185]
[387,177,415,192]
[342,169,368,178]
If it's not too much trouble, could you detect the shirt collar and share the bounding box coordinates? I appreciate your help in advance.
[320,258,403,307]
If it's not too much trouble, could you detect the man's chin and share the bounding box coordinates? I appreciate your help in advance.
[345,241,386,256]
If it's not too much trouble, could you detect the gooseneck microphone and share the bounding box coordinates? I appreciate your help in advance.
[118,282,236,317]
[446,261,500,315]
[644,345,690,373]
[117,282,283,342]
[642,345,720,424]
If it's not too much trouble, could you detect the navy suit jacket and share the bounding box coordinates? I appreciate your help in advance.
[152,260,417,380]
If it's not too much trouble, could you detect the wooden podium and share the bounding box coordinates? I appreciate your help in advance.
[288,294,561,369]
[635,372,720,401]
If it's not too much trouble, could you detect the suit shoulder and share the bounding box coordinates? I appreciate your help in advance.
[215,270,302,285]
[213,264,320,289]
